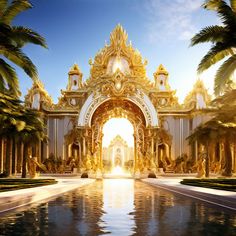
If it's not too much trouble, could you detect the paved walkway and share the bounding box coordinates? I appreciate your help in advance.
[0,178,95,214]
[142,178,236,211]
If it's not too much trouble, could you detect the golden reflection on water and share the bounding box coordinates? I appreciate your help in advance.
[0,179,236,236]
[101,179,135,235]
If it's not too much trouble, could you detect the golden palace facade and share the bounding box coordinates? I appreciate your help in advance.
[2,25,235,177]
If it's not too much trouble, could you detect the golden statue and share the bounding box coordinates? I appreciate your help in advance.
[28,156,37,178]
[196,157,206,178]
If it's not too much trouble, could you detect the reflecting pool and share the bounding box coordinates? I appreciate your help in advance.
[0,179,235,236]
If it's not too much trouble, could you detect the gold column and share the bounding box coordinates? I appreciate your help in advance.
[62,143,65,160]
[195,141,198,162]
[83,137,86,157]
[68,144,72,157]
[134,135,137,171]
[156,143,159,167]
[151,138,154,158]
[79,142,82,168]
[100,143,103,170]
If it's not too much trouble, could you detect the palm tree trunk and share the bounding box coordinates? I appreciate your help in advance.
[222,138,232,176]
[22,143,28,178]
[205,141,209,178]
[11,138,16,175]
[5,138,13,177]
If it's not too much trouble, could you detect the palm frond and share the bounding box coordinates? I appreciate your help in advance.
[202,0,222,11]
[0,58,19,95]
[0,22,12,40]
[214,55,236,95]
[0,74,5,92]
[0,43,37,79]
[1,0,32,25]
[217,1,236,30]
[12,26,47,48]
[230,0,236,12]
[0,0,7,17]
[212,89,236,106]
[198,43,232,73]
[191,25,226,46]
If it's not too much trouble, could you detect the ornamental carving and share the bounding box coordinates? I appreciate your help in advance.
[88,24,149,81]
[100,71,136,97]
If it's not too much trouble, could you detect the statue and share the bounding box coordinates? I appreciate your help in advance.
[69,157,76,171]
[27,156,47,177]
[196,157,206,178]
[28,156,37,178]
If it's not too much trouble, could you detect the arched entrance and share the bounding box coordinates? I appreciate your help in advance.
[90,99,147,173]
[102,118,134,174]
[72,97,163,177]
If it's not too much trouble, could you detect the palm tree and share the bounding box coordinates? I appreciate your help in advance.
[0,0,47,95]
[188,90,236,177]
[19,109,47,178]
[0,92,24,176]
[0,92,47,177]
[191,0,236,95]
[0,0,47,177]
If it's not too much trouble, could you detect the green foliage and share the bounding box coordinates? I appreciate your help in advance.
[0,0,32,25]
[181,178,236,191]
[0,92,47,143]
[0,178,57,192]
[215,55,236,95]
[191,0,236,96]
[0,0,47,96]
[187,89,236,145]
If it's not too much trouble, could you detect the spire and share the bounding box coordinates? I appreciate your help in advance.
[25,79,53,109]
[154,64,169,76]
[153,64,170,90]
[68,64,81,75]
[110,24,128,49]
[184,79,211,109]
[67,63,83,90]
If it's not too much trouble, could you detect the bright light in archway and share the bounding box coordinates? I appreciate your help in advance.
[103,118,134,147]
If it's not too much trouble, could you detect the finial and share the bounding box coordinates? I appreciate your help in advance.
[154,64,169,77]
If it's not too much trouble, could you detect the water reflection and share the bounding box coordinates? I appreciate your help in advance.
[101,179,135,235]
[0,180,235,236]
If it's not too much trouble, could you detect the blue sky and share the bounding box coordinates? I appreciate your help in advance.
[13,0,219,103]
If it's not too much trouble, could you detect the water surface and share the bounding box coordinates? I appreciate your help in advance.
[0,179,235,236]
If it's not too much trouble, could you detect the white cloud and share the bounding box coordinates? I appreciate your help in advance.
[143,0,202,42]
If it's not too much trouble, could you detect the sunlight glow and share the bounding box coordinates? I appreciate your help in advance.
[111,166,125,175]
[103,118,134,147]
[112,58,122,72]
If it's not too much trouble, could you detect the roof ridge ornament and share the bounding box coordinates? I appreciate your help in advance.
[87,24,149,84]
[110,24,128,51]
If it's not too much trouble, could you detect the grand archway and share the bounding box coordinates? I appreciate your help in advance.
[90,99,147,173]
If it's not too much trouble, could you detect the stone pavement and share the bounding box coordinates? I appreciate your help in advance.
[142,178,236,211]
[0,178,95,213]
